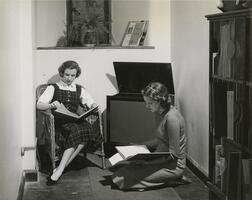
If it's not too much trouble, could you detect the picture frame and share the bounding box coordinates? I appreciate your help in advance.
[66,0,111,47]
[121,20,148,46]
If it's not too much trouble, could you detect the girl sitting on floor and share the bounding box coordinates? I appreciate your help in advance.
[111,82,190,190]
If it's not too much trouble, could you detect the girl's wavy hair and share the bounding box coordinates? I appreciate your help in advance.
[141,82,172,109]
[58,60,82,78]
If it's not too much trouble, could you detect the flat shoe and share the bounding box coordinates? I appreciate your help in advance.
[46,168,57,181]
[46,172,53,181]
[46,177,58,186]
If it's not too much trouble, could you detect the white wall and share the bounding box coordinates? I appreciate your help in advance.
[20,0,36,170]
[35,0,66,47]
[35,0,171,60]
[35,0,171,105]
[0,0,35,199]
[170,0,219,176]
[112,0,151,45]
[112,0,171,57]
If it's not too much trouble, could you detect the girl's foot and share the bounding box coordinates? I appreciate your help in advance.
[50,169,62,182]
[46,176,58,186]
[180,175,192,184]
[46,168,58,181]
[46,168,62,186]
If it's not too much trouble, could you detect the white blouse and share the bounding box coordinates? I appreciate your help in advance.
[38,81,95,108]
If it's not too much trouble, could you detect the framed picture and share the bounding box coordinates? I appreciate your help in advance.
[66,0,111,47]
[121,20,148,46]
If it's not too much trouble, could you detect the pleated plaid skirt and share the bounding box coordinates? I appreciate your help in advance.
[55,119,101,151]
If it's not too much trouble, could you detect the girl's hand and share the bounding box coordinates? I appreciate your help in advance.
[91,103,98,108]
[49,101,61,109]
[90,103,99,112]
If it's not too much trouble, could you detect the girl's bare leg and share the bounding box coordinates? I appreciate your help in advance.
[65,144,84,167]
[50,147,74,181]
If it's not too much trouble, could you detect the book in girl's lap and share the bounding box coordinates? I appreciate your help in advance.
[108,144,176,168]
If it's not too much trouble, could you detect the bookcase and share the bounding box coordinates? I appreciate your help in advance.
[206,9,252,200]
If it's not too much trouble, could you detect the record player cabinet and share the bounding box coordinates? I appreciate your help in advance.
[106,62,174,147]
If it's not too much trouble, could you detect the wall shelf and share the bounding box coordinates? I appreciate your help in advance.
[37,46,155,50]
[211,75,244,84]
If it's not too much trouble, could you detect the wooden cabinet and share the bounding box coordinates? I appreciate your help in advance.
[106,95,156,144]
[105,62,174,156]
[206,9,252,200]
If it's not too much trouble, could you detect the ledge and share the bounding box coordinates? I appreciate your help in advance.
[37,46,155,50]
[205,8,252,20]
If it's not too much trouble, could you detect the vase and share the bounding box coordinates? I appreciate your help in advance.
[82,30,96,47]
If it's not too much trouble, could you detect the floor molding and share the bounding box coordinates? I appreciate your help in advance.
[17,172,25,200]
[16,170,38,200]
[186,158,209,184]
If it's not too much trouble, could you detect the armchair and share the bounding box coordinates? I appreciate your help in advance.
[36,84,105,174]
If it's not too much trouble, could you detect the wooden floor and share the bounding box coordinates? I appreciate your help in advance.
[23,154,209,200]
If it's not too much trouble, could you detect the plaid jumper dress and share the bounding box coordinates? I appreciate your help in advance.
[51,84,100,151]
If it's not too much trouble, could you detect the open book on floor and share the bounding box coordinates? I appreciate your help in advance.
[54,103,98,121]
[108,145,176,167]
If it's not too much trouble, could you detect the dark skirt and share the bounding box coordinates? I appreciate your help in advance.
[55,119,101,151]
[111,160,184,190]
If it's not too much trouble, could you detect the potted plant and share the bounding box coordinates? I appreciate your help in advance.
[80,11,112,47]
[56,0,114,47]
[56,11,113,47]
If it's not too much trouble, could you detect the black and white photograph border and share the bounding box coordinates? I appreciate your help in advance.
[0,0,251,200]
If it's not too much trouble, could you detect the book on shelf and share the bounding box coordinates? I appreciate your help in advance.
[226,151,242,200]
[242,159,252,200]
[248,87,252,155]
[215,144,225,185]
[233,17,246,81]
[138,21,148,46]
[54,103,98,121]
[234,86,244,143]
[227,91,234,140]
[249,29,252,82]
[215,144,221,185]
[248,128,252,156]
[212,52,219,76]
[121,20,148,46]
[219,22,233,79]
[213,19,246,80]
[221,137,243,194]
[213,84,228,137]
[108,145,175,167]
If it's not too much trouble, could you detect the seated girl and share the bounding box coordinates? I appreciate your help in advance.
[37,60,100,185]
[111,82,188,190]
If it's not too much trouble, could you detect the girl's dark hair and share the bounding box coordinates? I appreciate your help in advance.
[141,82,171,109]
[58,60,81,78]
